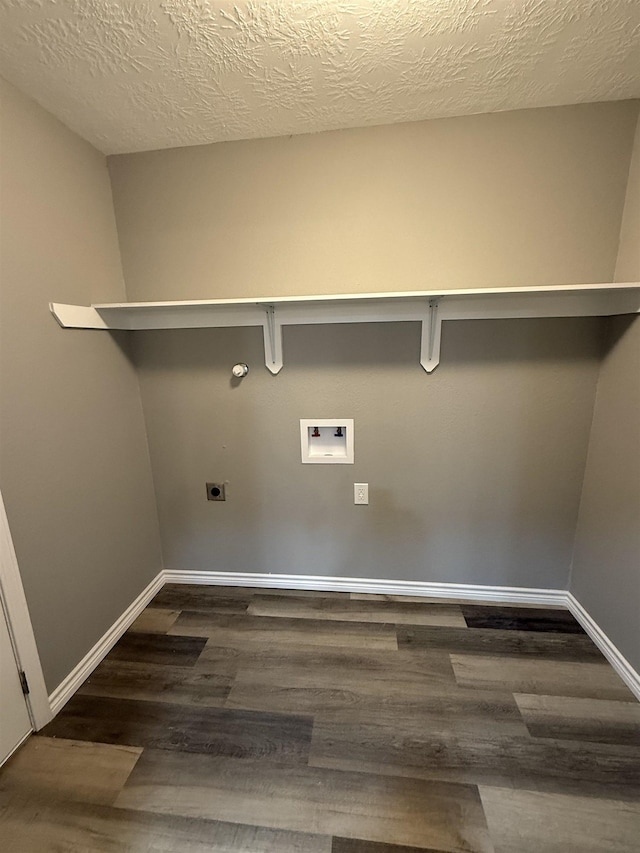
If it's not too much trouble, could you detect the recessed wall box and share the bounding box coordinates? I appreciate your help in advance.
[300,419,354,464]
[206,482,226,501]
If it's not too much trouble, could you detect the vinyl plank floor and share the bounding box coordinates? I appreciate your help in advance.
[350,593,479,605]
[8,583,638,852]
[117,749,494,852]
[309,718,640,799]
[170,612,399,651]
[398,624,605,661]
[107,631,207,667]
[40,694,313,763]
[225,667,525,734]
[246,587,349,599]
[213,645,420,673]
[479,785,640,853]
[332,839,452,853]
[248,594,467,627]
[225,646,455,685]
[352,594,566,609]
[309,694,529,738]
[128,607,181,634]
[461,605,585,634]
[224,647,457,714]
[149,583,253,613]
[514,693,640,745]
[226,673,489,717]
[0,737,141,806]
[79,658,233,707]
[0,792,332,853]
[197,643,415,679]
[161,585,347,600]
[450,654,635,700]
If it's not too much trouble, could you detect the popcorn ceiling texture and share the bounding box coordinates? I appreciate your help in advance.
[0,0,638,154]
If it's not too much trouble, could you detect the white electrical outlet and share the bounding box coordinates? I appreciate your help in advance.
[354,483,369,505]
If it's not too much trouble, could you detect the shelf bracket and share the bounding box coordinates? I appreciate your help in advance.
[420,298,442,373]
[263,305,283,374]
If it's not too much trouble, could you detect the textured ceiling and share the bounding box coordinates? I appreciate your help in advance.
[0,0,638,154]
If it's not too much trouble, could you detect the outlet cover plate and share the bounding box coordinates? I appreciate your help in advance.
[354,483,369,504]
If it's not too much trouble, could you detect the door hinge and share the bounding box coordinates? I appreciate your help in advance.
[19,670,30,695]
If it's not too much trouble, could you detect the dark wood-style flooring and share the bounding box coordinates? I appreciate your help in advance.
[1,584,639,851]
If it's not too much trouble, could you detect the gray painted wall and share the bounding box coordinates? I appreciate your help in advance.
[0,78,162,692]
[109,101,638,302]
[570,114,640,672]
[113,102,640,593]
[133,318,602,588]
[2,82,632,693]
[570,316,640,671]
[615,114,640,283]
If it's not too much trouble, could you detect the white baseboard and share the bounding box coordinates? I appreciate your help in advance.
[162,569,568,606]
[47,569,639,718]
[48,571,165,717]
[566,593,640,700]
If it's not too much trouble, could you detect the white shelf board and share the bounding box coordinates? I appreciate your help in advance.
[87,281,640,309]
[50,282,640,375]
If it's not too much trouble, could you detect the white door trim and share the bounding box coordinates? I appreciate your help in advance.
[0,489,51,729]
